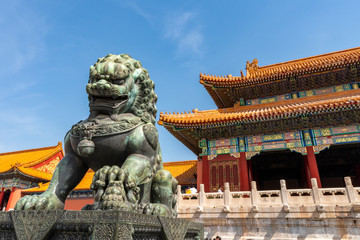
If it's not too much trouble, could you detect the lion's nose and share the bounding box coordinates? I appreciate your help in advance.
[96,79,111,92]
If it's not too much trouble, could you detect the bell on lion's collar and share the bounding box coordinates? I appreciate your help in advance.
[77,139,95,157]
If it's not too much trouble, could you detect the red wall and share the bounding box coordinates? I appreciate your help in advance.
[64,198,95,210]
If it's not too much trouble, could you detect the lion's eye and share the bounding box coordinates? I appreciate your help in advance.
[113,79,125,85]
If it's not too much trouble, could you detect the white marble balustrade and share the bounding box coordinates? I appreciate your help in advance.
[176,177,360,215]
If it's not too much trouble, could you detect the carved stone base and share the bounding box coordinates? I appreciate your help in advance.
[0,210,203,240]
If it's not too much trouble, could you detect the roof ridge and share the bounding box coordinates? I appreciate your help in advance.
[5,166,53,181]
[160,88,360,116]
[0,142,61,156]
[164,160,197,165]
[199,46,360,86]
[20,142,63,168]
[258,46,360,70]
[201,46,360,78]
[159,89,360,125]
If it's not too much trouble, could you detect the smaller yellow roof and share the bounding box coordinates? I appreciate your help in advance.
[0,142,63,173]
[164,160,197,185]
[24,170,95,193]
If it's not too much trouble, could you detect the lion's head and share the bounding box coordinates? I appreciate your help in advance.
[86,54,157,125]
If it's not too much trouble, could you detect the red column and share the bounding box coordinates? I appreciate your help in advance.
[302,155,311,188]
[0,188,4,210]
[305,146,322,188]
[248,159,253,182]
[197,157,203,190]
[239,152,250,191]
[202,155,210,192]
[5,187,15,211]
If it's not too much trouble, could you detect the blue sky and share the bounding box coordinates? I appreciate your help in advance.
[1,1,360,162]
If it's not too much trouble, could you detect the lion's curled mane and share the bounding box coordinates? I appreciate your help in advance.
[89,53,158,124]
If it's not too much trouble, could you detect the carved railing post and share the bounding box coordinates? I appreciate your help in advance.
[223,182,231,212]
[311,178,324,212]
[280,179,290,212]
[250,181,259,212]
[176,185,182,212]
[197,184,205,213]
[344,177,360,211]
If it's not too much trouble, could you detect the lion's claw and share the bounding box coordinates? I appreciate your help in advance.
[124,175,136,190]
[88,165,142,209]
[15,194,64,211]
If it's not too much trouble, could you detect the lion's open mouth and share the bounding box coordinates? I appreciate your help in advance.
[89,95,128,110]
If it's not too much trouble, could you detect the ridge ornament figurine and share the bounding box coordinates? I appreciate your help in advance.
[15,54,178,217]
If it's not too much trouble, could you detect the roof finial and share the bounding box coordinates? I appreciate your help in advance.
[245,59,259,76]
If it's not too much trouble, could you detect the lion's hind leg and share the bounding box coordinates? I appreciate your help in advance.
[120,154,153,204]
[138,169,178,217]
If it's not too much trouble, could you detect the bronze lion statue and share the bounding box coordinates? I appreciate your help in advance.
[15,54,178,217]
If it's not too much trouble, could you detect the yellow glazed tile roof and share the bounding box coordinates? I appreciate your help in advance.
[200,47,360,87]
[22,182,50,193]
[159,89,360,127]
[0,142,63,173]
[164,160,197,185]
[17,167,53,181]
[24,170,95,193]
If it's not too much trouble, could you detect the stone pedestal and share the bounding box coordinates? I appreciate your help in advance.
[0,210,203,240]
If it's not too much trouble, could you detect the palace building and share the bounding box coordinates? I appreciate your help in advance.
[159,47,360,193]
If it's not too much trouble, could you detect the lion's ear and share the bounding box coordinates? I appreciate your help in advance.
[133,69,143,81]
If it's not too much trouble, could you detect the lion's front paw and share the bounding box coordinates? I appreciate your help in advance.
[102,181,135,211]
[91,165,140,207]
[14,194,64,211]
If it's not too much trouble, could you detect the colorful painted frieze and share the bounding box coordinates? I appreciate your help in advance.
[0,178,36,189]
[302,130,313,146]
[246,93,292,105]
[209,145,238,156]
[247,131,301,144]
[313,125,360,137]
[201,138,239,157]
[238,137,246,152]
[208,138,237,147]
[299,83,353,97]
[198,124,360,158]
[315,133,360,145]
[247,140,303,152]
[199,139,208,156]
[246,83,357,106]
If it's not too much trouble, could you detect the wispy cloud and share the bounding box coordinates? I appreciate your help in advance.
[121,1,152,23]
[0,1,48,76]
[0,109,43,137]
[164,11,204,57]
[0,81,39,102]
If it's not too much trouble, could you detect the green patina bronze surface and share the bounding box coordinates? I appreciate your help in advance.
[0,210,203,239]
[15,54,178,217]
